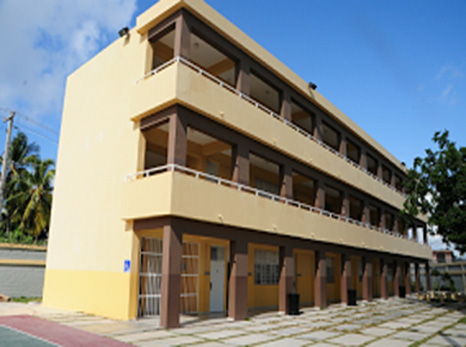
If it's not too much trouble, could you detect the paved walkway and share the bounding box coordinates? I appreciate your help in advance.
[1,297,465,346]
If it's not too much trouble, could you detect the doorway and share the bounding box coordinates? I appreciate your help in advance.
[210,245,225,312]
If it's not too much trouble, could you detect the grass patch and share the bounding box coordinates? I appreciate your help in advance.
[10,296,41,303]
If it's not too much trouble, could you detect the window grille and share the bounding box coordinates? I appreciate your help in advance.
[254,249,279,285]
[138,237,163,317]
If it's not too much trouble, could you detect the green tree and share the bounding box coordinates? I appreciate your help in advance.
[1,132,39,235]
[7,156,55,243]
[402,130,466,253]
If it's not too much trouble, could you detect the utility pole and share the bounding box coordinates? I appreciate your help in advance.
[0,111,15,223]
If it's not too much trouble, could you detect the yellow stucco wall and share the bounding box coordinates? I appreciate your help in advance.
[43,27,148,319]
[123,171,432,260]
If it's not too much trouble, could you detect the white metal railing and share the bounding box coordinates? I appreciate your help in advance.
[136,56,406,197]
[125,164,419,244]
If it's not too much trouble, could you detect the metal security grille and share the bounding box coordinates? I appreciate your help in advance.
[181,242,199,314]
[138,237,163,317]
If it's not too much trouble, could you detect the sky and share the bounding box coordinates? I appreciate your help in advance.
[1,0,465,252]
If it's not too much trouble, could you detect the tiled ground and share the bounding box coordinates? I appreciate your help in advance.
[1,297,465,346]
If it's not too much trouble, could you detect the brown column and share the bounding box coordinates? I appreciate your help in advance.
[314,250,327,309]
[236,59,250,95]
[313,113,323,141]
[415,263,421,293]
[362,200,370,226]
[279,245,294,313]
[341,254,351,305]
[340,134,347,157]
[174,11,190,59]
[280,164,293,199]
[232,144,249,186]
[341,191,349,218]
[379,209,386,230]
[160,223,182,329]
[360,148,367,169]
[362,256,373,301]
[280,90,291,121]
[425,262,431,291]
[380,259,388,299]
[377,161,383,179]
[405,262,412,295]
[412,225,418,242]
[228,239,248,320]
[394,261,401,297]
[167,113,187,166]
[315,180,325,210]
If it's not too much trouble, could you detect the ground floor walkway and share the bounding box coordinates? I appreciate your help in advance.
[1,297,465,346]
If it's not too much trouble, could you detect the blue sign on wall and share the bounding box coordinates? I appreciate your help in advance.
[124,260,131,272]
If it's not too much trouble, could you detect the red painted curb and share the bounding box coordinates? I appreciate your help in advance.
[0,315,131,346]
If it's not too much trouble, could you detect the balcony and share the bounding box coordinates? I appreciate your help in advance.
[122,164,431,260]
[130,57,425,218]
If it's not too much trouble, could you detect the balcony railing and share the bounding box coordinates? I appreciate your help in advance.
[136,56,405,197]
[125,164,420,244]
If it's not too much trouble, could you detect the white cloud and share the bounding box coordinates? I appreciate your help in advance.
[0,0,137,123]
[440,84,454,99]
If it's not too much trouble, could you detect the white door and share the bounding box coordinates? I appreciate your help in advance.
[210,246,225,312]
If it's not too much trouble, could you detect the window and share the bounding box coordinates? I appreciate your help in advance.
[322,122,340,151]
[349,196,363,221]
[394,175,402,190]
[292,172,315,206]
[369,205,380,227]
[291,100,314,134]
[382,165,391,184]
[250,153,280,195]
[366,154,378,175]
[385,213,394,231]
[150,26,175,70]
[325,186,341,214]
[387,264,394,282]
[346,139,360,164]
[250,72,280,113]
[254,249,279,285]
[326,257,334,283]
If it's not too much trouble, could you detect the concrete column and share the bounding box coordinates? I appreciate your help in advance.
[340,134,347,157]
[341,254,351,305]
[280,90,291,121]
[279,245,294,314]
[174,11,191,59]
[394,261,401,297]
[160,223,182,328]
[313,113,323,141]
[280,164,293,199]
[414,263,421,293]
[167,113,187,166]
[381,259,388,299]
[314,250,327,309]
[236,59,250,95]
[228,239,248,320]
[315,180,325,210]
[405,262,412,295]
[232,144,249,186]
[425,262,431,291]
[362,256,373,301]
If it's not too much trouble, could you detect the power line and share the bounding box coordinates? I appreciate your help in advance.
[13,125,58,146]
[0,107,59,136]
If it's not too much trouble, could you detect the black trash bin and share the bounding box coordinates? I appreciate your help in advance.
[288,293,300,315]
[348,289,357,306]
[399,286,406,298]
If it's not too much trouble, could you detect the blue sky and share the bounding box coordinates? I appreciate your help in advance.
[1,0,465,250]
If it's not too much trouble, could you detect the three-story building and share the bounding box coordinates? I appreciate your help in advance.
[43,0,432,328]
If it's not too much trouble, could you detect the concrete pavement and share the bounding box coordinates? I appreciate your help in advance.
[1,297,465,346]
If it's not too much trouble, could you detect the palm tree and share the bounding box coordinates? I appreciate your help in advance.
[7,156,55,243]
[1,132,39,235]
